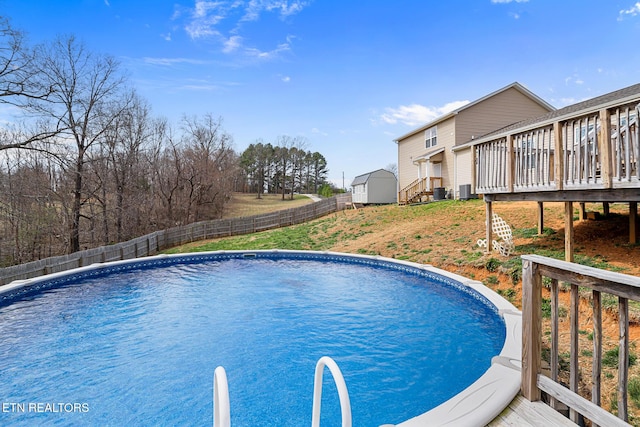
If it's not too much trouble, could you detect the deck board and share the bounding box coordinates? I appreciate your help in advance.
[487,394,576,426]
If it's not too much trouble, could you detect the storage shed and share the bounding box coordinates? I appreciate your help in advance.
[351,169,397,204]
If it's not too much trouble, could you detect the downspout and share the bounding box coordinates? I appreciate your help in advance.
[452,148,457,200]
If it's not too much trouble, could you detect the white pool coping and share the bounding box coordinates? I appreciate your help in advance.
[0,250,522,427]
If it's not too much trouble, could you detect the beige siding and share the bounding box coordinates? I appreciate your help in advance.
[454,147,472,198]
[437,118,455,189]
[455,87,551,146]
[397,117,455,191]
[397,132,423,190]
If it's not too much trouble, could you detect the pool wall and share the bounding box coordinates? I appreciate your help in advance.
[0,250,522,426]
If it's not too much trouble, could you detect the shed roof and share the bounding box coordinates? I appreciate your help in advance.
[351,168,395,186]
[393,82,555,143]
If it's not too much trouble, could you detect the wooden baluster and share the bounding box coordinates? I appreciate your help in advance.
[619,296,629,421]
[550,278,559,410]
[592,290,602,427]
[570,283,579,423]
[625,107,631,181]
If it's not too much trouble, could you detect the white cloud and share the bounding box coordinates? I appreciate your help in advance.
[491,0,529,3]
[559,97,579,106]
[181,83,220,91]
[244,41,291,59]
[281,75,291,82]
[564,73,585,86]
[223,35,243,53]
[242,0,309,21]
[379,100,470,127]
[311,127,328,136]
[185,22,221,39]
[181,1,307,60]
[143,57,209,66]
[193,1,220,19]
[618,2,640,20]
[184,1,228,39]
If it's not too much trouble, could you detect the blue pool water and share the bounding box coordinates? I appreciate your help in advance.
[0,252,505,426]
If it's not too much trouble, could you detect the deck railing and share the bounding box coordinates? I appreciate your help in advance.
[522,254,640,426]
[398,176,442,205]
[474,101,639,194]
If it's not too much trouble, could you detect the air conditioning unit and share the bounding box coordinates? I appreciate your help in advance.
[459,184,477,200]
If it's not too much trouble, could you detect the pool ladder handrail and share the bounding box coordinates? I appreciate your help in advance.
[212,356,352,427]
[311,356,352,427]
[213,366,230,427]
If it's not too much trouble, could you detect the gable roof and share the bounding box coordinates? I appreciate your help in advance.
[457,81,640,149]
[393,82,555,143]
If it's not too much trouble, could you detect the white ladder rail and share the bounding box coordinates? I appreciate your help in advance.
[213,366,231,427]
[213,356,352,427]
[311,356,352,427]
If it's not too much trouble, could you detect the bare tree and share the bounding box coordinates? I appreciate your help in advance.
[385,163,397,177]
[26,35,131,253]
[150,125,185,228]
[0,147,63,265]
[99,92,153,241]
[0,17,56,150]
[180,114,235,222]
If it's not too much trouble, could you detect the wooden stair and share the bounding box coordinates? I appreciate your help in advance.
[398,177,442,205]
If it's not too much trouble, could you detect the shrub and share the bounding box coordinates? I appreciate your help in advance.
[630,377,640,409]
[603,346,637,368]
[485,258,501,272]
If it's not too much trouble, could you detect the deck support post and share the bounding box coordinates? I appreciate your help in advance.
[603,202,610,217]
[565,201,574,262]
[579,203,586,221]
[522,258,542,401]
[537,202,544,235]
[631,202,638,244]
[485,201,493,254]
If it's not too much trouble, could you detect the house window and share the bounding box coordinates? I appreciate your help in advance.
[425,126,437,148]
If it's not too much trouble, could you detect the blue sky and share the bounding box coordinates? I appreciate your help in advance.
[3,0,640,188]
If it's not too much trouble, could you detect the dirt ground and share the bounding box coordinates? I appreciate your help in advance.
[329,200,638,275]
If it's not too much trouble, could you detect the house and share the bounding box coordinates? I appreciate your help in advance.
[351,169,397,204]
[394,82,555,204]
[465,82,640,258]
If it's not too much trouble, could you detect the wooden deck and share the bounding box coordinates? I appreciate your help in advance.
[471,85,639,255]
[488,394,576,426]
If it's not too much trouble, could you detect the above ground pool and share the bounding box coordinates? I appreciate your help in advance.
[0,250,521,426]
